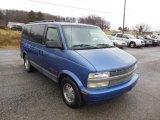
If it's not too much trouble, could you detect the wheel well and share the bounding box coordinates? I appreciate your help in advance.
[129,41,135,45]
[130,41,135,44]
[23,52,26,58]
[58,73,79,88]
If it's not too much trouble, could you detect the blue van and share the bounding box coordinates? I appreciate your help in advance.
[20,21,138,108]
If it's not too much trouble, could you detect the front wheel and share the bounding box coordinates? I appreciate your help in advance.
[129,42,136,48]
[61,77,83,108]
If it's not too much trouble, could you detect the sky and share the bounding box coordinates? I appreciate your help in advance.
[0,0,160,31]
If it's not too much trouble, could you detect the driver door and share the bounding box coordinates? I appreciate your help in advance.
[41,26,64,80]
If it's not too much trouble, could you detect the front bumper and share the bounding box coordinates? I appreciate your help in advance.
[145,41,152,45]
[153,41,159,46]
[81,74,138,103]
[116,44,127,48]
[136,43,145,47]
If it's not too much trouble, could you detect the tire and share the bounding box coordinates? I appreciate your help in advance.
[129,42,136,48]
[145,44,148,47]
[61,77,83,108]
[24,55,33,72]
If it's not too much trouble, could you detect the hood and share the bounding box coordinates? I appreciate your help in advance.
[145,37,157,42]
[75,48,136,72]
[114,40,126,44]
[131,39,144,42]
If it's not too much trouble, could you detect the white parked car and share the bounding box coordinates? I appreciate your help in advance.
[107,35,127,48]
[143,35,159,46]
[152,35,160,46]
[112,33,145,48]
[136,36,152,47]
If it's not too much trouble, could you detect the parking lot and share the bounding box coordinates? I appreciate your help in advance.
[0,47,160,120]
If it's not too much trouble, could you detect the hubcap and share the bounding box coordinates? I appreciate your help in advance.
[131,43,134,47]
[63,83,75,104]
[24,58,29,70]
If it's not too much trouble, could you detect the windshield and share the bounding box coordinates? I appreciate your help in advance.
[107,36,116,40]
[63,25,114,50]
[138,36,143,39]
[146,35,152,39]
[126,34,136,39]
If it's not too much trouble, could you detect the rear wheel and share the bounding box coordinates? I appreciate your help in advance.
[24,55,33,72]
[61,77,83,108]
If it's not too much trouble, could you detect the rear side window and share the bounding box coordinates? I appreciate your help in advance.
[111,33,116,36]
[46,28,60,42]
[117,34,123,38]
[30,24,46,44]
[22,25,31,40]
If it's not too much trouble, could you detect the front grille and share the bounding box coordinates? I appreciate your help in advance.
[110,65,135,77]
[109,74,133,86]
[108,65,136,86]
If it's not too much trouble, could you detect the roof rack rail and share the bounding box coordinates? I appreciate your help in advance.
[29,20,55,23]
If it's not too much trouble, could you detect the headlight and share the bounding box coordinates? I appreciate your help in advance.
[87,72,110,88]
[88,72,110,79]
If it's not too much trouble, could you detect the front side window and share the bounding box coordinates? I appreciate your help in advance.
[46,28,60,42]
[125,34,136,39]
[63,25,114,50]
[123,35,129,39]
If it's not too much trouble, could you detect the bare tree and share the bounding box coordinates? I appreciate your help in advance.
[78,15,111,29]
[118,27,122,31]
[133,23,151,34]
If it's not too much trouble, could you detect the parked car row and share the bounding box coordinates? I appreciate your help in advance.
[106,33,160,48]
[136,35,160,46]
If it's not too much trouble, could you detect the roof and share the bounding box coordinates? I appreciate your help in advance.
[26,21,97,27]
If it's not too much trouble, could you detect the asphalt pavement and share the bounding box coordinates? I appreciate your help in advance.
[0,47,160,120]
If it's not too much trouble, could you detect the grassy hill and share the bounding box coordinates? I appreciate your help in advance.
[0,29,20,48]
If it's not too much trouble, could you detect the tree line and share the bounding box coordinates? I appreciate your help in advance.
[0,9,151,33]
[0,9,110,29]
[118,24,151,34]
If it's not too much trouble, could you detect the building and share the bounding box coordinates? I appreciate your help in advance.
[7,22,24,28]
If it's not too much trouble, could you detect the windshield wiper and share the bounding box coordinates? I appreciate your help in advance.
[72,44,98,50]
[96,44,115,48]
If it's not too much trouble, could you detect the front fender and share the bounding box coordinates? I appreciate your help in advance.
[58,70,84,90]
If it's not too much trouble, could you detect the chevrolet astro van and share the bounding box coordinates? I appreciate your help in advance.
[20,21,138,108]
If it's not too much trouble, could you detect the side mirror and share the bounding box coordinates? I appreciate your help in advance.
[45,41,63,49]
